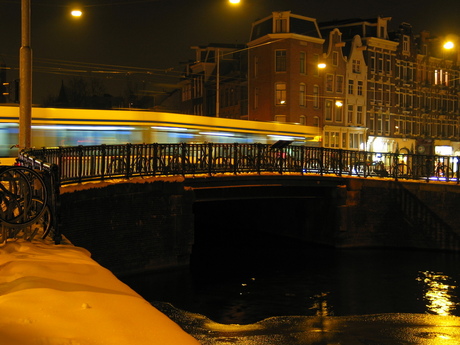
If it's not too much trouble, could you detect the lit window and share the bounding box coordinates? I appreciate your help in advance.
[275,83,287,105]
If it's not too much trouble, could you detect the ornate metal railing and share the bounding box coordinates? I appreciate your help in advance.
[17,143,460,186]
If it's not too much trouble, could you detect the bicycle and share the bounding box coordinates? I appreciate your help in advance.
[354,160,389,177]
[107,155,150,178]
[0,166,49,243]
[411,158,451,180]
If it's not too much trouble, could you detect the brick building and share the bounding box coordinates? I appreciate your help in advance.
[181,11,460,154]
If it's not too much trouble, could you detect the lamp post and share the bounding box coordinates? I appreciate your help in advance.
[216,49,220,118]
[19,0,32,149]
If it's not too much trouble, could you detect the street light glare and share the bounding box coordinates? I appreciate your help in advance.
[229,0,240,4]
[71,10,83,17]
[444,41,454,50]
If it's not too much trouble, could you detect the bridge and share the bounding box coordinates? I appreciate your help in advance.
[9,143,460,275]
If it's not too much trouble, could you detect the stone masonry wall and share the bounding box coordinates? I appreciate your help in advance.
[59,179,195,276]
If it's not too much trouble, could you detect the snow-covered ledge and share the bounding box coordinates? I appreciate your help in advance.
[0,239,200,345]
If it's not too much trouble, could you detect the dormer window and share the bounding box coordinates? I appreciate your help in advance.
[275,18,288,33]
[402,35,410,55]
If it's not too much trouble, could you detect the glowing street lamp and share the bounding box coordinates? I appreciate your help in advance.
[444,41,455,50]
[229,0,240,4]
[71,9,83,18]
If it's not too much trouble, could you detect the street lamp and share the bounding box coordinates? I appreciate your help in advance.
[71,9,83,18]
[19,0,32,149]
[444,41,454,50]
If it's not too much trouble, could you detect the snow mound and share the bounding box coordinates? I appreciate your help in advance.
[0,239,200,345]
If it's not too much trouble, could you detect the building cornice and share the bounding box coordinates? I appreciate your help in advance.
[364,37,398,51]
[248,33,325,48]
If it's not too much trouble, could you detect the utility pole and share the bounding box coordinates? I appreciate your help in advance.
[19,0,32,149]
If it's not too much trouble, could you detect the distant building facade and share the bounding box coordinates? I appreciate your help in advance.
[180,11,460,155]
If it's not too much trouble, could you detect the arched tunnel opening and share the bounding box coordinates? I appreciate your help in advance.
[191,194,337,275]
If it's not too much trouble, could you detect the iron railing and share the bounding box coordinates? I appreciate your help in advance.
[17,143,460,186]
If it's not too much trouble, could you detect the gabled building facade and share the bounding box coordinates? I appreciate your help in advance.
[247,11,324,129]
[180,12,460,154]
[180,43,247,119]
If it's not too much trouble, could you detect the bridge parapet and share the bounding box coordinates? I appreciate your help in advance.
[18,143,460,185]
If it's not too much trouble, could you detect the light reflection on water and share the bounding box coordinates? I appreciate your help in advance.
[122,234,460,324]
[417,271,459,316]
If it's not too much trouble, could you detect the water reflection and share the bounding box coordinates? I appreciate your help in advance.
[417,271,458,316]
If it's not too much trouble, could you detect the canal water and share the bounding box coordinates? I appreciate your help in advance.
[122,229,460,325]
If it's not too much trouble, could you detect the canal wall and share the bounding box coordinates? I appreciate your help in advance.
[337,178,460,250]
[58,176,460,275]
[59,178,195,276]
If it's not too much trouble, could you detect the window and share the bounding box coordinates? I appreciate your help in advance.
[335,102,343,122]
[299,83,306,106]
[357,106,363,125]
[332,51,338,66]
[325,100,333,121]
[357,80,363,96]
[275,50,287,72]
[347,105,354,124]
[326,74,334,92]
[275,115,286,122]
[352,59,361,73]
[313,85,319,108]
[377,53,383,73]
[402,35,410,54]
[369,114,375,134]
[370,53,376,73]
[300,52,306,74]
[254,87,259,109]
[336,75,344,93]
[384,54,391,74]
[275,83,287,105]
[275,18,288,33]
[348,79,354,95]
[299,115,306,125]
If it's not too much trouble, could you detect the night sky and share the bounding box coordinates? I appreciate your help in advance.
[0,0,459,104]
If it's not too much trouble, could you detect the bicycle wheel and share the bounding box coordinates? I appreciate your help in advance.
[107,158,126,178]
[435,165,451,179]
[134,157,150,177]
[394,163,411,178]
[353,162,370,177]
[0,167,48,228]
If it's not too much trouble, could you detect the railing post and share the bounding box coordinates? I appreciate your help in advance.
[153,143,159,175]
[393,153,399,181]
[233,142,238,175]
[126,143,132,178]
[456,156,460,184]
[319,147,324,176]
[181,142,187,176]
[49,163,62,244]
[101,144,106,181]
[77,145,83,183]
[207,143,213,176]
[256,143,262,174]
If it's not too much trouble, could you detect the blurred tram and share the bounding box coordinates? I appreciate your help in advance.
[0,105,321,157]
